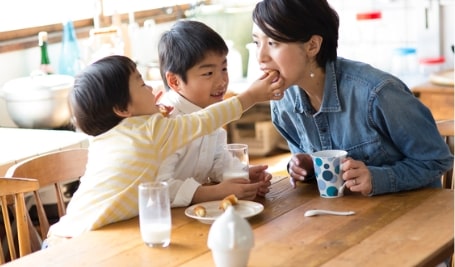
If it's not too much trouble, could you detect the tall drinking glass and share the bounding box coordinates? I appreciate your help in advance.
[223,143,249,181]
[138,181,171,247]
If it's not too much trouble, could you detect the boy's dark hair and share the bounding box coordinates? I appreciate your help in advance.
[158,20,228,90]
[252,0,339,68]
[70,55,137,136]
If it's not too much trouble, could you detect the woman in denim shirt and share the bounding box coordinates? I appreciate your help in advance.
[252,0,453,196]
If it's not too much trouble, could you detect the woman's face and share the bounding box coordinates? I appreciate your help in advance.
[252,23,310,89]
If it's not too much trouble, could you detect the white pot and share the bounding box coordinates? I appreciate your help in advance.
[1,74,74,129]
[207,205,254,267]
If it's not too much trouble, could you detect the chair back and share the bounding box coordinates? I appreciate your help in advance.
[5,148,88,240]
[0,177,40,263]
[436,119,454,189]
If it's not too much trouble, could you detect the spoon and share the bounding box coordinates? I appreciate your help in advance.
[304,209,355,217]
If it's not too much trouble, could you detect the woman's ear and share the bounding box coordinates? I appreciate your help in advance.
[166,72,180,92]
[113,106,131,118]
[307,35,323,57]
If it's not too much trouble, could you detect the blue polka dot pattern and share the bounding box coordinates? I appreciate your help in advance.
[311,150,347,198]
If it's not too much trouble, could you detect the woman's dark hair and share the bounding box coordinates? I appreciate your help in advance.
[252,0,339,68]
[70,55,137,136]
[158,20,228,89]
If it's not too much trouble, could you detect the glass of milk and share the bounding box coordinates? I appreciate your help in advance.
[223,144,250,181]
[138,181,171,247]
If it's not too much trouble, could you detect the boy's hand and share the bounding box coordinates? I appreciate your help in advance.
[255,70,284,100]
[249,165,272,197]
[238,70,285,112]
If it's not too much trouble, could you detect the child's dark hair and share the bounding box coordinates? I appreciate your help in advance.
[70,55,137,136]
[158,20,228,90]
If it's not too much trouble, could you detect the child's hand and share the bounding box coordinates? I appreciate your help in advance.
[157,104,174,117]
[237,70,285,111]
[249,165,272,197]
[254,70,285,101]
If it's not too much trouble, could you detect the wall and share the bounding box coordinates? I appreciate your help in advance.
[330,0,454,86]
[0,0,453,127]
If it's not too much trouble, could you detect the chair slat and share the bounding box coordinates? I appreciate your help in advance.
[0,177,40,263]
[436,119,454,190]
[5,148,88,243]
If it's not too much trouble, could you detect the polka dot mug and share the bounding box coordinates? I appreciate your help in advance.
[311,150,347,198]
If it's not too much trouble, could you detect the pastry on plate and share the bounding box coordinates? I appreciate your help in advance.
[219,194,238,211]
[193,205,207,217]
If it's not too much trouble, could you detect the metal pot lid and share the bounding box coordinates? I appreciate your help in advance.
[1,74,74,101]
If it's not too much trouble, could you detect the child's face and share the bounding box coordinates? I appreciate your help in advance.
[175,52,229,108]
[126,69,161,116]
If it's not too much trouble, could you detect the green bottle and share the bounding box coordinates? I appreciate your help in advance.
[38,31,53,74]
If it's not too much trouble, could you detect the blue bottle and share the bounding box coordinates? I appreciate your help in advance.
[58,20,82,76]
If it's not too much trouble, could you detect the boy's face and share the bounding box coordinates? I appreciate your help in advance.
[125,69,161,116]
[175,52,229,108]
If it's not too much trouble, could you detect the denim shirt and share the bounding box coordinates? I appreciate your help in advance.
[271,57,453,195]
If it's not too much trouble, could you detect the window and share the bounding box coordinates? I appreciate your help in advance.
[0,0,208,53]
[0,0,95,32]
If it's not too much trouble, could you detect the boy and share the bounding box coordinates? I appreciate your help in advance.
[157,20,272,207]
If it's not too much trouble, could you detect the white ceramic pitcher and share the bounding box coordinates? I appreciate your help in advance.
[207,205,254,267]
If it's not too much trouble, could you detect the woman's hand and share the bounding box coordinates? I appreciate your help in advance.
[342,158,373,196]
[288,153,314,188]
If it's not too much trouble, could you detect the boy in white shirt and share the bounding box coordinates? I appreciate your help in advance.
[157,20,273,207]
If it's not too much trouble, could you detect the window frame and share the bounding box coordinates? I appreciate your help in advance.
[0,1,210,54]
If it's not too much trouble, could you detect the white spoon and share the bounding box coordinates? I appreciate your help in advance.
[304,209,355,217]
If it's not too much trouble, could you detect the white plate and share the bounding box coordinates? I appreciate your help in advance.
[185,200,264,224]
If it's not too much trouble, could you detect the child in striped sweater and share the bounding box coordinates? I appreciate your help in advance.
[44,55,283,246]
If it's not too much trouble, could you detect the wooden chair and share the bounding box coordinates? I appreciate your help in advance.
[5,148,88,242]
[436,119,454,189]
[0,177,40,263]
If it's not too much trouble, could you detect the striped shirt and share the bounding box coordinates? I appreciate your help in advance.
[48,96,242,238]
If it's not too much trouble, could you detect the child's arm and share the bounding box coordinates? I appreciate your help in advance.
[237,70,284,112]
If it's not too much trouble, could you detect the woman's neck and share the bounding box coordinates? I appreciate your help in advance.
[299,67,325,111]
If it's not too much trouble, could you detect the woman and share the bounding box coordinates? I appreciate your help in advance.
[251,0,453,196]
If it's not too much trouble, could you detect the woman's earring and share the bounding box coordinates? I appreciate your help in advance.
[310,72,315,78]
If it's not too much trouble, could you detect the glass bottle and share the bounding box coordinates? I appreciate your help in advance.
[58,20,83,76]
[38,31,53,74]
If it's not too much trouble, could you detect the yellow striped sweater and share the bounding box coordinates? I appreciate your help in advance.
[47,96,242,238]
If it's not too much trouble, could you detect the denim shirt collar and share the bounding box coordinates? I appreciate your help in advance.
[294,61,342,116]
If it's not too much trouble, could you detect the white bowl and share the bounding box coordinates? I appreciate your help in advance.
[1,74,74,129]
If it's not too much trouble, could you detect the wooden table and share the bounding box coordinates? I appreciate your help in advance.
[4,175,454,266]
